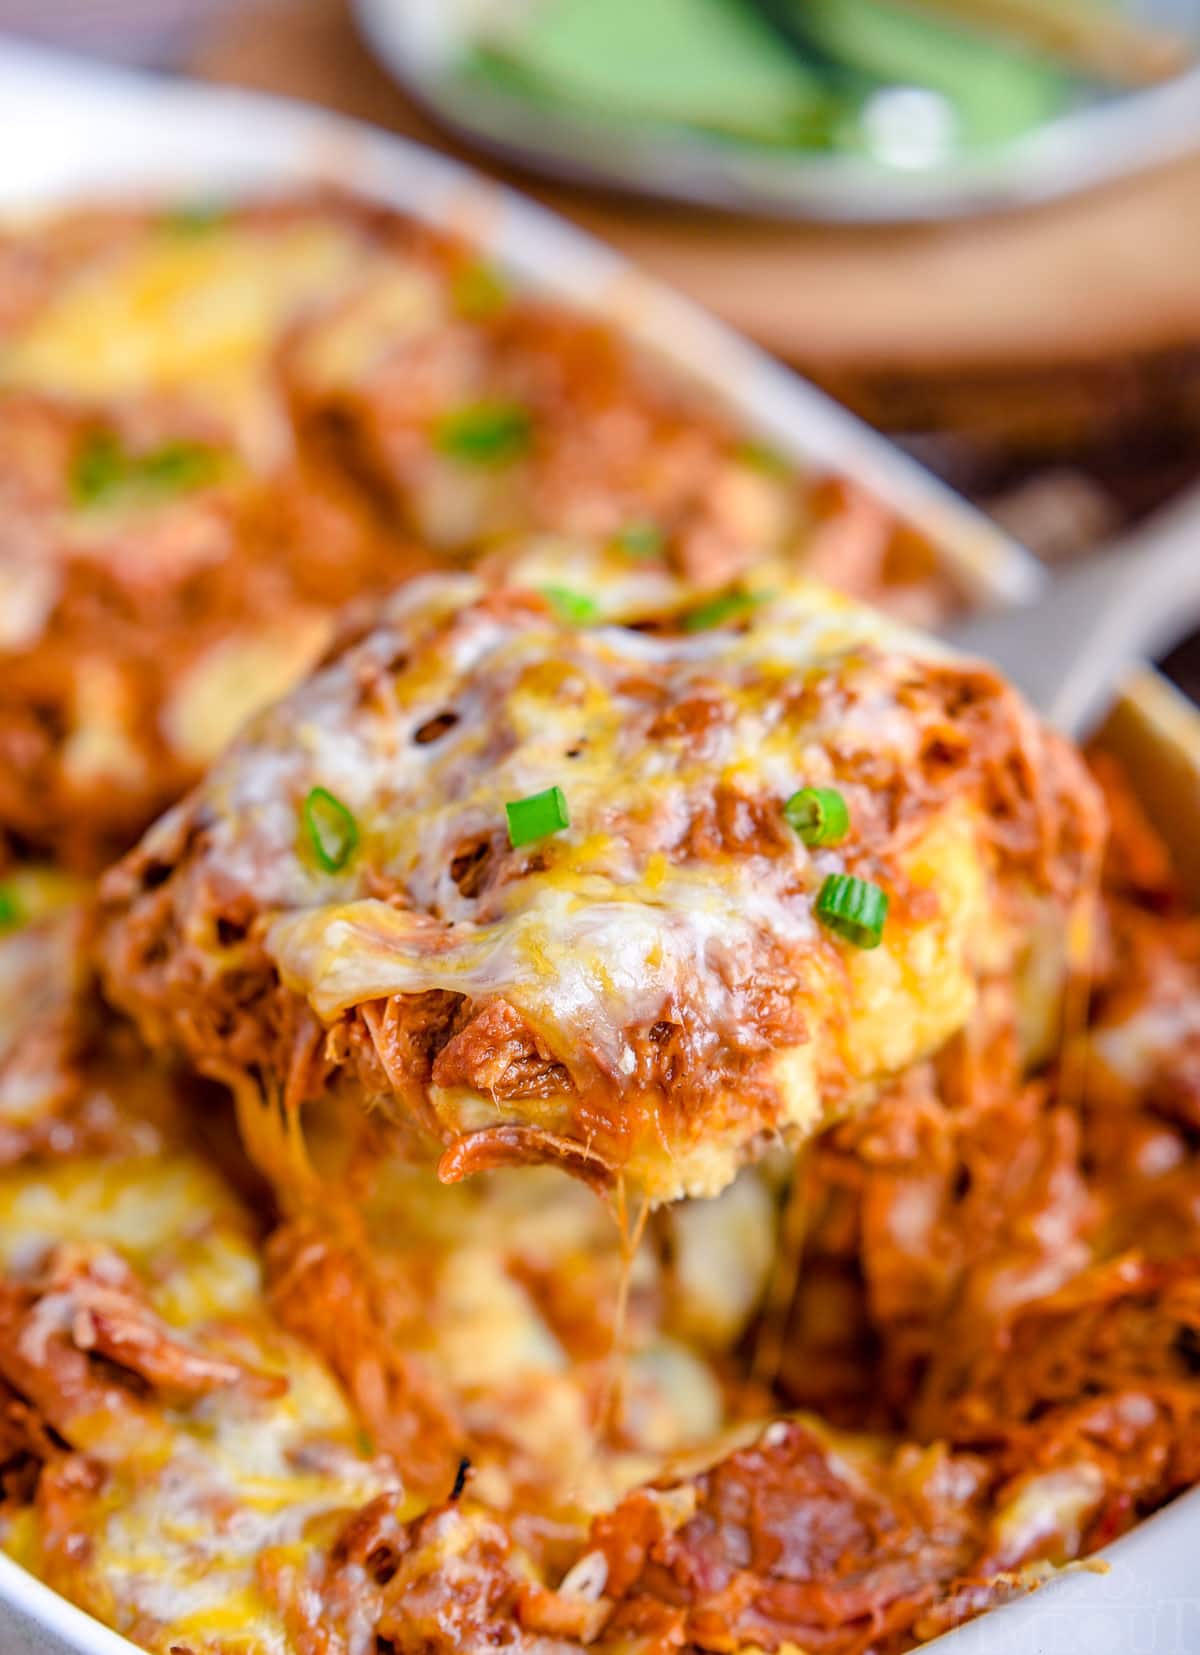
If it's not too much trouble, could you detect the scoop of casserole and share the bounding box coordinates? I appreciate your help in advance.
[97,571,1102,1204]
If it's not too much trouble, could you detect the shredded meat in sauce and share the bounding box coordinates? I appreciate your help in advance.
[0,755,1196,1654]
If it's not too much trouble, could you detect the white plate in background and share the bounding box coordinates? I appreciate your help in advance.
[355,0,1200,222]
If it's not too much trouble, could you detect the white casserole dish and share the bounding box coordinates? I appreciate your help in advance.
[0,36,1196,1655]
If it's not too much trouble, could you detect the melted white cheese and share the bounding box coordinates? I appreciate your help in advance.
[118,571,1063,1199]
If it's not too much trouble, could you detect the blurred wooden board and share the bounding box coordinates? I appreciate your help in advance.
[191,0,1200,444]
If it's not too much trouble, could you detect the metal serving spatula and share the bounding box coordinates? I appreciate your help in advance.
[946,480,1200,739]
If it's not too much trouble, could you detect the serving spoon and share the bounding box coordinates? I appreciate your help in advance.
[946,478,1200,739]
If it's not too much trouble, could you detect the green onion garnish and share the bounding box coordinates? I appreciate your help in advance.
[540,586,599,625]
[681,587,768,633]
[736,439,788,475]
[302,786,359,873]
[784,787,849,847]
[160,201,226,235]
[434,401,532,466]
[71,431,223,509]
[0,887,21,933]
[614,519,664,560]
[815,874,888,950]
[139,441,223,493]
[506,786,569,849]
[71,433,125,506]
[452,261,509,320]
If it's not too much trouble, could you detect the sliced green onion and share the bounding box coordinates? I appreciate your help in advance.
[784,787,850,847]
[160,200,226,235]
[815,874,888,950]
[71,431,223,509]
[137,441,223,493]
[70,432,125,506]
[540,585,599,625]
[681,587,769,633]
[302,786,359,873]
[735,439,788,475]
[614,519,664,560]
[506,785,569,848]
[0,887,21,933]
[452,261,509,320]
[434,401,532,466]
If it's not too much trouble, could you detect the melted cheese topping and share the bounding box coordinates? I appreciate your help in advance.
[0,219,373,462]
[161,612,335,772]
[335,1153,763,1506]
[110,570,1074,1203]
[0,1152,395,1654]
